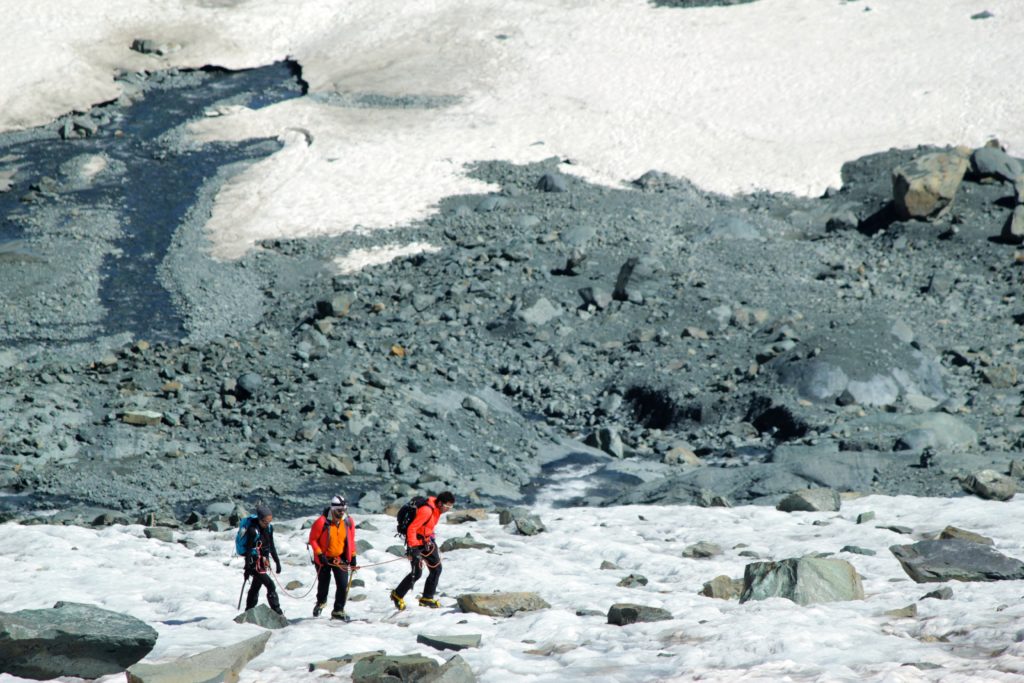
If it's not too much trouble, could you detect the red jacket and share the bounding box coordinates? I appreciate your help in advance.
[308,513,356,565]
[406,497,442,547]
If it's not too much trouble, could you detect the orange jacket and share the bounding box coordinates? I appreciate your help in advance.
[406,497,441,547]
[308,513,356,564]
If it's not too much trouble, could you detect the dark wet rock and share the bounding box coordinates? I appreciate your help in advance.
[617,574,648,588]
[920,586,954,600]
[776,488,841,513]
[890,539,1024,583]
[0,602,157,680]
[416,633,482,651]
[536,172,568,193]
[607,603,672,626]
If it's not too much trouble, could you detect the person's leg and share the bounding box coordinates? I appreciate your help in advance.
[421,546,443,599]
[335,568,350,612]
[264,576,283,615]
[395,557,423,598]
[330,565,346,612]
[314,564,330,616]
[245,573,262,610]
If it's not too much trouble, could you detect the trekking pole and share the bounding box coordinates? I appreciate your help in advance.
[237,573,250,610]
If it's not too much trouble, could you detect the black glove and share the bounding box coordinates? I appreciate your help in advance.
[350,556,357,568]
[275,559,282,574]
[318,553,328,566]
[408,546,423,562]
[244,556,255,576]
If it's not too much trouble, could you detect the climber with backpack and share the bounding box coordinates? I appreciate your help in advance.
[390,491,455,610]
[237,503,283,615]
[307,494,357,621]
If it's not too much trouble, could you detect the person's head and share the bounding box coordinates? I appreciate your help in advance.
[256,503,273,527]
[436,491,455,512]
[329,494,347,520]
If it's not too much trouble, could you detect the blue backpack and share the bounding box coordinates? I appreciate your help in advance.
[235,515,264,556]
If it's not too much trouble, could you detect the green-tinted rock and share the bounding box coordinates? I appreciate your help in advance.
[740,556,864,605]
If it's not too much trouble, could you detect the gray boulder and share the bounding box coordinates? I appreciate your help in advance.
[0,602,157,680]
[536,172,568,193]
[971,145,1022,182]
[456,592,550,617]
[740,557,864,605]
[890,539,1024,583]
[440,533,495,552]
[960,469,1016,501]
[126,632,271,683]
[416,633,482,651]
[607,603,672,626]
[353,654,439,683]
[234,604,288,629]
[774,316,945,408]
[776,488,840,512]
[422,654,477,683]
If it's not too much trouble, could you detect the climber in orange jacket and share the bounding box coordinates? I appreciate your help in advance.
[390,491,455,610]
[308,494,357,621]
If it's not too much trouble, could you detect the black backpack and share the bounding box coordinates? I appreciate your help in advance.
[396,496,429,538]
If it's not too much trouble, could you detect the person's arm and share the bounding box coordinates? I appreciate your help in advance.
[268,528,282,573]
[308,516,327,564]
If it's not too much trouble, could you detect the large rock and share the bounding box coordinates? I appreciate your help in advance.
[416,633,482,651]
[776,488,840,512]
[700,575,744,600]
[740,557,864,605]
[960,469,1016,501]
[233,604,288,629]
[606,603,673,626]
[456,592,550,617]
[127,632,271,683]
[0,602,157,680]
[970,145,1022,182]
[892,151,969,220]
[440,533,495,552]
[353,654,439,682]
[773,316,945,407]
[890,539,1024,583]
[422,654,477,683]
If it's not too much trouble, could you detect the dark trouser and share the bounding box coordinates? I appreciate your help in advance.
[395,544,442,600]
[245,571,281,613]
[316,562,351,611]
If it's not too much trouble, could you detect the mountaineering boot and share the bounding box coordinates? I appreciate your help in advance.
[331,610,351,622]
[313,601,326,617]
[268,594,284,616]
[418,597,441,609]
[390,590,406,611]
